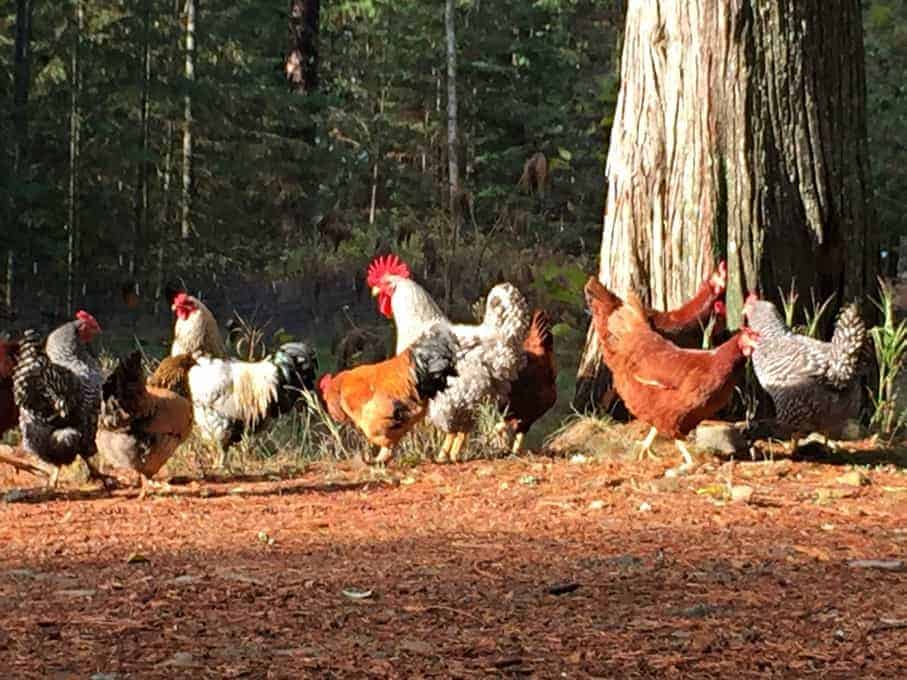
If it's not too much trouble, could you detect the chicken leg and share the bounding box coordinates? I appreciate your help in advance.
[83,457,120,490]
[511,432,525,454]
[450,432,468,462]
[674,440,695,467]
[436,433,455,463]
[373,447,394,464]
[634,426,659,461]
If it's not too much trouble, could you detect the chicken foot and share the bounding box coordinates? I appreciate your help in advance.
[634,426,660,461]
[674,440,695,467]
[83,457,120,491]
[436,433,455,463]
[373,447,394,464]
[510,432,525,454]
[436,432,467,463]
[448,432,467,462]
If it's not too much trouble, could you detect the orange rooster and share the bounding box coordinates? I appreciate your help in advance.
[96,352,196,490]
[589,289,758,465]
[585,261,727,348]
[497,310,557,453]
[318,324,459,464]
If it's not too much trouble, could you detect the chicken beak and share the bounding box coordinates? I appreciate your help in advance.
[370,286,381,298]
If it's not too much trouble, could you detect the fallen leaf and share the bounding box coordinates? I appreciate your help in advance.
[342,588,374,600]
[547,582,580,596]
[730,484,754,503]
[126,553,148,564]
[836,470,870,487]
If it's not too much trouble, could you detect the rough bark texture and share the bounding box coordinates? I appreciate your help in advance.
[575,0,876,411]
[286,0,320,94]
[180,0,195,240]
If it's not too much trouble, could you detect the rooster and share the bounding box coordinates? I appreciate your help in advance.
[0,339,19,439]
[96,352,196,489]
[189,343,318,467]
[497,309,558,453]
[319,323,459,464]
[12,311,113,488]
[368,254,530,462]
[584,261,727,349]
[171,292,226,358]
[168,289,319,467]
[743,294,867,440]
[589,288,758,465]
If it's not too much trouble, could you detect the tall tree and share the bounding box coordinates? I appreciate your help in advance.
[286,0,320,94]
[443,0,460,309]
[575,0,877,408]
[66,0,84,315]
[9,0,34,314]
[180,0,196,240]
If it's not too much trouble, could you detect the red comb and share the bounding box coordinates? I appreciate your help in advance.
[173,292,189,306]
[75,310,101,331]
[367,254,411,288]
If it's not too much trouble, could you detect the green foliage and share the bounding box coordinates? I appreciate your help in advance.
[869,278,907,439]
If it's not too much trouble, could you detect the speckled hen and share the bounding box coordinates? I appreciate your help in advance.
[744,295,867,439]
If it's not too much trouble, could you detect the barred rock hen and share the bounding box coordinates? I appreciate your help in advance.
[590,290,758,465]
[744,295,867,439]
[319,323,459,464]
[96,352,195,488]
[498,309,557,453]
[368,254,530,462]
[12,311,110,487]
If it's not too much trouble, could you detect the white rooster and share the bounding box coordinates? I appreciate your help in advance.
[170,293,318,468]
[367,254,530,462]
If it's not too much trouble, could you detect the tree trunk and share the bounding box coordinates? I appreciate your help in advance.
[574,0,875,410]
[133,0,152,279]
[66,0,83,316]
[10,0,33,313]
[286,0,319,94]
[180,0,196,241]
[443,0,461,311]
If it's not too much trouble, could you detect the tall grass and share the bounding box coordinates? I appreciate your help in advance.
[869,278,907,439]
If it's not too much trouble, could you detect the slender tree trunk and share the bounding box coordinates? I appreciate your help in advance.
[575,0,876,410]
[180,0,196,241]
[133,0,152,279]
[443,0,461,310]
[286,0,320,94]
[66,0,83,316]
[10,0,33,314]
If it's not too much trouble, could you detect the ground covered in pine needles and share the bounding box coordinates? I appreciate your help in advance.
[1,436,906,678]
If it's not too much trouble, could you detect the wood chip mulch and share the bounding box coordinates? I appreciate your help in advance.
[0,452,906,678]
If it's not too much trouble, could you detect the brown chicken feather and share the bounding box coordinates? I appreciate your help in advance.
[500,310,557,451]
[596,292,757,464]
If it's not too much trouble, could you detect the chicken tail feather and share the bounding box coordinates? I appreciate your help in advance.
[826,303,868,389]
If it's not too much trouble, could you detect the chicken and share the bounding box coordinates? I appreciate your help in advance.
[319,323,459,463]
[167,288,319,467]
[497,309,558,453]
[11,311,112,488]
[584,260,727,349]
[743,294,867,440]
[589,288,758,465]
[189,342,318,467]
[0,339,19,439]
[368,254,530,462]
[96,352,196,489]
[171,292,226,358]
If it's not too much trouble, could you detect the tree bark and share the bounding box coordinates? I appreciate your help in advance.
[286,0,320,94]
[180,0,196,241]
[66,0,83,316]
[10,0,33,313]
[443,0,461,311]
[575,0,876,410]
[133,0,152,279]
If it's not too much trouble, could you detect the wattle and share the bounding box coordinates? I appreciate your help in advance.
[378,293,393,319]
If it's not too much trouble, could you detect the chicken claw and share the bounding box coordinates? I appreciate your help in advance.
[511,432,525,454]
[634,426,660,461]
[674,440,695,467]
[374,447,394,464]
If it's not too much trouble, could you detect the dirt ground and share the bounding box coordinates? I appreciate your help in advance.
[1,442,906,679]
